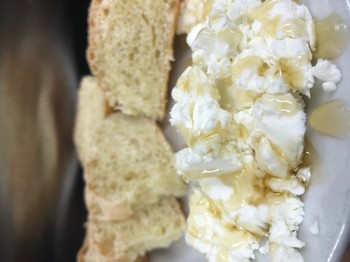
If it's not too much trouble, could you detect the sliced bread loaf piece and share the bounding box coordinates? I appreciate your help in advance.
[78,238,147,262]
[87,0,180,120]
[85,112,186,220]
[78,197,184,262]
[74,76,110,165]
[78,237,147,262]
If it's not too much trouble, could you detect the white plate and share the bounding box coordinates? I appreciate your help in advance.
[151,0,350,261]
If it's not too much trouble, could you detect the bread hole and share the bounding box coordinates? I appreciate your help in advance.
[121,70,132,79]
[124,172,136,181]
[99,233,115,256]
[109,182,118,190]
[139,171,149,179]
[129,138,140,147]
[141,155,151,163]
[90,19,95,28]
[103,8,110,16]
[155,50,160,58]
[89,202,101,215]
[168,0,176,9]
[151,26,156,46]
[88,159,98,170]
[128,47,139,61]
[175,219,182,227]
[161,227,166,234]
[98,70,106,78]
[87,183,97,191]
[141,14,149,25]
[88,51,95,61]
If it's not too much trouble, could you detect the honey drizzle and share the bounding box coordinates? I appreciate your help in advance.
[309,100,350,139]
[188,191,259,251]
[251,0,307,39]
[314,13,350,60]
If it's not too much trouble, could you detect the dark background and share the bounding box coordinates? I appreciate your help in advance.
[0,0,89,261]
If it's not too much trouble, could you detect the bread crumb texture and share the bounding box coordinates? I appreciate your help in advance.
[88,0,179,120]
[84,113,186,219]
[78,198,184,262]
[74,76,107,165]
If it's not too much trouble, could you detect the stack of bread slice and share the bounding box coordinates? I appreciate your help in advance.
[74,0,186,261]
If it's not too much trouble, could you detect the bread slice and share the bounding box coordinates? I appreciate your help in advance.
[87,0,180,120]
[78,237,147,262]
[74,76,111,165]
[78,197,185,262]
[84,112,186,220]
[78,238,147,262]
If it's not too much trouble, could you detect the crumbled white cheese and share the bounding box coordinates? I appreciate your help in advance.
[171,0,342,261]
[251,93,306,171]
[266,176,305,195]
[311,59,342,92]
[259,239,270,255]
[177,0,213,34]
[233,205,269,235]
[312,59,342,83]
[199,177,234,201]
[268,38,311,59]
[187,23,207,46]
[227,0,262,22]
[186,189,260,262]
[312,59,341,92]
[170,66,230,135]
[253,136,290,178]
[268,197,305,248]
[322,82,337,92]
[269,243,304,262]
[267,0,315,48]
[177,148,240,170]
[190,20,243,78]
[296,167,311,184]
